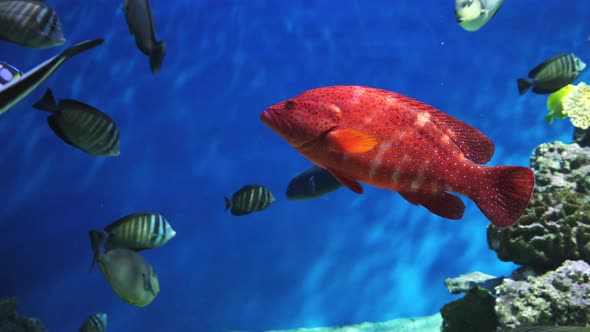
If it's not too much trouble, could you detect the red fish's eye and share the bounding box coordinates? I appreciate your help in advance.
[286,100,296,108]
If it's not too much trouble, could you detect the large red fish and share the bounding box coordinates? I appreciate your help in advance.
[261,86,534,228]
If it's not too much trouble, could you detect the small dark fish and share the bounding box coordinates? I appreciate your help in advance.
[0,61,22,85]
[225,185,275,216]
[518,53,586,95]
[510,326,590,332]
[123,0,166,74]
[79,313,107,332]
[33,88,120,157]
[0,38,104,116]
[0,0,66,49]
[286,165,343,200]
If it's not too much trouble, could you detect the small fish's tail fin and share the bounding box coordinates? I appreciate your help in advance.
[32,88,59,112]
[517,78,533,95]
[473,166,534,228]
[224,197,231,211]
[149,41,166,74]
[88,230,106,271]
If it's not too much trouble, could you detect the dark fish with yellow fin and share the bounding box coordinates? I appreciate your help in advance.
[0,61,22,85]
[95,248,160,307]
[518,53,586,95]
[286,165,343,200]
[0,0,66,49]
[123,0,166,74]
[79,313,107,332]
[0,38,104,116]
[33,88,120,157]
[509,326,590,332]
[225,185,275,216]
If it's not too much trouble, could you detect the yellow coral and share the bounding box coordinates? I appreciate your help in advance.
[562,82,590,129]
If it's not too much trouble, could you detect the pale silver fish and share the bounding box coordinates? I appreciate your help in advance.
[33,88,120,157]
[455,0,504,32]
[0,38,104,116]
[123,0,166,74]
[517,53,587,95]
[79,313,107,332]
[96,248,160,307]
[0,0,66,48]
[286,165,343,200]
[0,61,22,85]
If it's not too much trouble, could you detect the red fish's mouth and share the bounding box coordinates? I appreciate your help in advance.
[260,110,274,126]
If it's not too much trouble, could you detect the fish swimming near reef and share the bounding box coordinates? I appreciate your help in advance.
[33,88,120,157]
[0,0,66,49]
[93,248,160,307]
[517,53,586,95]
[79,313,107,332]
[225,185,276,216]
[261,86,534,228]
[286,165,343,200]
[89,212,176,269]
[0,38,104,116]
[0,61,22,85]
[123,0,166,74]
[455,0,504,32]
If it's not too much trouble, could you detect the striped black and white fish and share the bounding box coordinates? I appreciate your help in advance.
[225,185,276,216]
[88,213,175,270]
[0,0,66,49]
[33,88,120,157]
[79,313,107,332]
[517,53,587,95]
[123,0,166,74]
[0,38,104,116]
[0,60,22,85]
[102,213,176,251]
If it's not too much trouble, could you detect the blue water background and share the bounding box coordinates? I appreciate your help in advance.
[0,1,588,331]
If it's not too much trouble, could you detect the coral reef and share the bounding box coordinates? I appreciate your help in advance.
[487,141,590,269]
[440,287,497,332]
[574,127,590,147]
[444,271,503,295]
[0,297,47,332]
[495,260,590,329]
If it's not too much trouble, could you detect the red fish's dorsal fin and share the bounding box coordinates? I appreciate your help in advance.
[398,191,465,220]
[326,128,378,154]
[327,168,364,194]
[400,96,495,164]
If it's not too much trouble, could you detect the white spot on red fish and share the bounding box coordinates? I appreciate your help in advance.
[415,112,431,127]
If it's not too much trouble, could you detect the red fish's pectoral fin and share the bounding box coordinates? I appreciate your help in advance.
[327,168,363,194]
[398,191,465,220]
[326,129,378,154]
[473,166,534,228]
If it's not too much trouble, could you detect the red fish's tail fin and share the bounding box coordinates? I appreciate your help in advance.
[473,166,534,228]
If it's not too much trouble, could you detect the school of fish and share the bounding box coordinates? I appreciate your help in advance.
[0,0,587,330]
